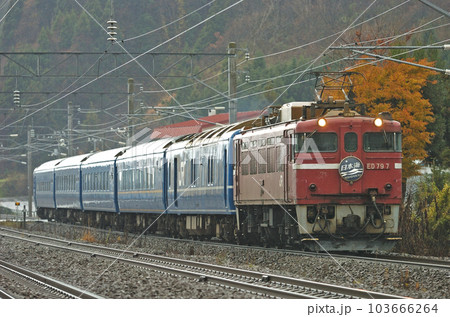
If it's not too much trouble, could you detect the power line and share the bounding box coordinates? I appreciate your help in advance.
[250,0,412,61]
[74,0,246,126]
[0,0,19,24]
[123,0,217,42]
[1,0,447,152]
[418,0,450,18]
[344,38,450,73]
[266,0,379,109]
[0,0,247,132]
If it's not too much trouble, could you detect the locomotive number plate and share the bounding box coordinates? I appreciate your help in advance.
[366,163,390,170]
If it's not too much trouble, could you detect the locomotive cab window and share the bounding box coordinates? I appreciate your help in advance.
[363,132,401,152]
[344,132,358,152]
[295,132,337,153]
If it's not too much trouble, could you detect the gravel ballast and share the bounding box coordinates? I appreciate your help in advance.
[0,223,448,299]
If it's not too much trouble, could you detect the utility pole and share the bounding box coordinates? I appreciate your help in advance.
[67,101,73,156]
[128,78,134,145]
[228,42,237,124]
[27,128,33,217]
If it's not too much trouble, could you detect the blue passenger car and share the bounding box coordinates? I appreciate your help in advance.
[81,147,128,213]
[116,139,172,213]
[165,126,240,215]
[54,153,92,210]
[34,158,64,210]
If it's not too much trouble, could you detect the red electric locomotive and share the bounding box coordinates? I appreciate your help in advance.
[234,73,402,251]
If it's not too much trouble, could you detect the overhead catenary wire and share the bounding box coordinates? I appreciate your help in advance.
[81,32,448,137]
[0,50,112,132]
[345,38,450,73]
[237,8,450,113]
[249,0,412,61]
[74,0,246,126]
[122,0,217,42]
[6,31,443,153]
[0,0,245,132]
[136,14,446,100]
[0,0,426,126]
[138,3,426,95]
[0,0,19,24]
[137,3,446,100]
[74,0,201,124]
[332,12,450,73]
[336,20,449,48]
[8,1,248,145]
[2,3,446,158]
[17,49,112,108]
[256,0,380,115]
[2,0,447,155]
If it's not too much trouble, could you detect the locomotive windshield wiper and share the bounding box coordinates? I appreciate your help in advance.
[306,129,318,139]
[382,128,389,145]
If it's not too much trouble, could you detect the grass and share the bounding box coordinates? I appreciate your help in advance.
[81,230,97,243]
[0,221,21,229]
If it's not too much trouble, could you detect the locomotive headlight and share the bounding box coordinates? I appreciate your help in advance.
[374,117,383,127]
[385,183,392,191]
[309,183,317,191]
[317,118,327,127]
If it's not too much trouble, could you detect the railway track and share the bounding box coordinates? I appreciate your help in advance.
[0,227,406,299]
[2,224,449,271]
[0,259,103,299]
[7,222,450,270]
[0,288,15,299]
[146,234,450,271]
[331,252,450,270]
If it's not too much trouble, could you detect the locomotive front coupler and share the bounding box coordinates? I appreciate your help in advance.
[368,188,378,202]
[367,189,386,230]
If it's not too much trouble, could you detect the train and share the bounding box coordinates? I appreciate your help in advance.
[34,81,403,251]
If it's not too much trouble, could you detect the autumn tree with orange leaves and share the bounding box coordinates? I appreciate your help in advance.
[350,58,437,180]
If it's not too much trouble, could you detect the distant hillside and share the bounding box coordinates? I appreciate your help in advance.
[0,0,448,195]
[2,0,448,56]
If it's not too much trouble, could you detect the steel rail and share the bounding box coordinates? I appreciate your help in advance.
[0,229,406,299]
[0,288,15,299]
[0,259,103,299]
[2,226,448,270]
[331,253,450,270]
[110,231,450,270]
[0,232,315,298]
[135,233,450,270]
[105,229,450,270]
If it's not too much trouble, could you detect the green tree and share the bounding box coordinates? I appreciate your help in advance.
[401,168,450,256]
